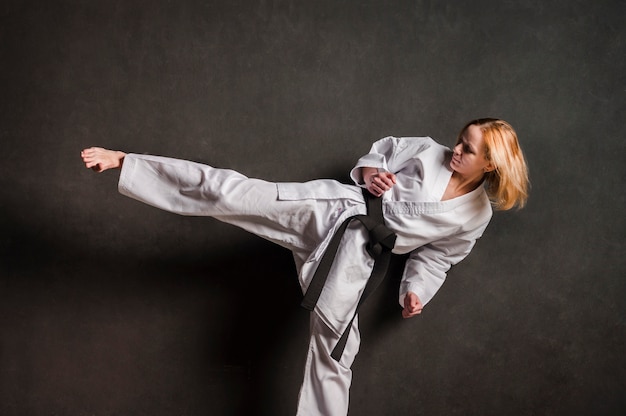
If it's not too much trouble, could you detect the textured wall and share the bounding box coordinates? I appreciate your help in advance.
[1,1,624,415]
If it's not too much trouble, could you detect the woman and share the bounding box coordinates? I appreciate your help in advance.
[81,118,529,416]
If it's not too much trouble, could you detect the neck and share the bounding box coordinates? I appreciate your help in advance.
[450,171,485,194]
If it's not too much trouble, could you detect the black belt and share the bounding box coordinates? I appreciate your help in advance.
[301,188,397,361]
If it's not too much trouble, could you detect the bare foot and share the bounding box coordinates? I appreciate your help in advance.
[81,147,126,172]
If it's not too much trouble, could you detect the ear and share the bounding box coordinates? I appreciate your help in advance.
[484,163,495,173]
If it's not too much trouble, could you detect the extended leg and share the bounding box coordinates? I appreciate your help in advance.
[116,153,353,254]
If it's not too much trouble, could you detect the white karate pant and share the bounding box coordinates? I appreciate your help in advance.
[118,154,364,415]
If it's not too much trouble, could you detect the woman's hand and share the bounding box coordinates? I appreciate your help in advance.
[362,167,397,197]
[402,291,423,318]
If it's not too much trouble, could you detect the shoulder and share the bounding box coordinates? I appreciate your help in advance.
[387,135,438,146]
[384,136,447,154]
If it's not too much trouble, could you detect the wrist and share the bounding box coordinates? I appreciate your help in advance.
[361,167,378,183]
[116,151,127,169]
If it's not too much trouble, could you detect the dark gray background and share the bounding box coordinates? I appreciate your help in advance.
[1,1,624,415]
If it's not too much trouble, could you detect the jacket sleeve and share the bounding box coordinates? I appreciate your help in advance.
[399,221,489,308]
[350,136,432,185]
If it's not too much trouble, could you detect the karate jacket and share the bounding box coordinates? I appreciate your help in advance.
[277,136,492,334]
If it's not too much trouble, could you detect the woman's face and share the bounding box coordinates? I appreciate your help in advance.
[450,124,493,178]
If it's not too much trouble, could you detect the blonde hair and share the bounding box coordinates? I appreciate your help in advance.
[459,118,529,210]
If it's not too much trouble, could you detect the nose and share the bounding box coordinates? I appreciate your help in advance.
[453,143,462,155]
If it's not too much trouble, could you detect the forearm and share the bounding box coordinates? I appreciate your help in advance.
[400,232,481,308]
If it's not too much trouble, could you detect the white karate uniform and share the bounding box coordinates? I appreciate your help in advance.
[117,136,492,416]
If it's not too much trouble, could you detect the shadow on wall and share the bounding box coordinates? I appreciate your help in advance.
[0,208,327,414]
[1,199,408,414]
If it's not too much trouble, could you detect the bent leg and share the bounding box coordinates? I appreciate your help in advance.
[296,312,361,416]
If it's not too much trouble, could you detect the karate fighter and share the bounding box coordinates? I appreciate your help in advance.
[81,118,529,416]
